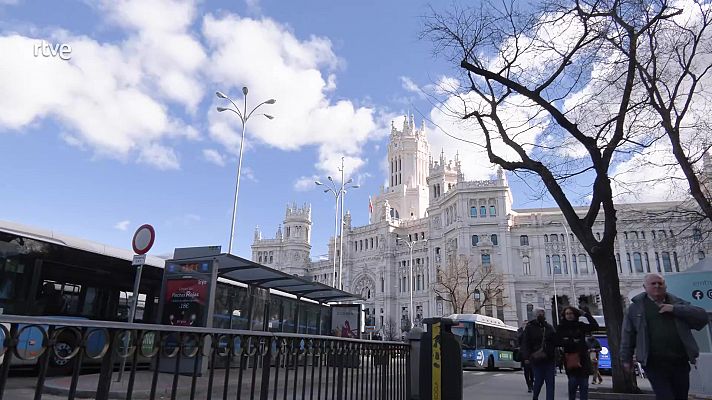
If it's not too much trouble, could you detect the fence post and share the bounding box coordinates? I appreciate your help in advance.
[407,328,422,400]
[419,318,462,400]
[96,329,117,400]
[259,336,272,400]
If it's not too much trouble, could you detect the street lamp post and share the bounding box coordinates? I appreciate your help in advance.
[338,157,359,290]
[216,87,275,254]
[561,223,577,306]
[315,178,340,287]
[316,158,358,289]
[397,237,426,328]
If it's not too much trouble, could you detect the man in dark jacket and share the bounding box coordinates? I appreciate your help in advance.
[518,323,535,392]
[521,308,557,400]
[621,273,709,400]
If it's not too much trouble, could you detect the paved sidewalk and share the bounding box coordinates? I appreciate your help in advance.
[463,369,654,399]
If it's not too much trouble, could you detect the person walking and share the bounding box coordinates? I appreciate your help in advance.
[621,273,709,400]
[586,334,603,385]
[557,306,599,400]
[518,323,535,392]
[521,308,557,400]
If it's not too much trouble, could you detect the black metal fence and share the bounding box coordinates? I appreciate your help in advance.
[0,315,410,400]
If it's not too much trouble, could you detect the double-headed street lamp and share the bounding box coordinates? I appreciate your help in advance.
[216,87,275,254]
[315,156,359,289]
[397,236,427,329]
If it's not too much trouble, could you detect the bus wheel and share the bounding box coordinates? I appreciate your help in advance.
[486,355,495,371]
[48,341,75,375]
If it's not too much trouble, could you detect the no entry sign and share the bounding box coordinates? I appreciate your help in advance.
[132,224,155,255]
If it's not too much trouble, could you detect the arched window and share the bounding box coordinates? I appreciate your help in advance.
[520,235,529,246]
[470,206,477,217]
[552,255,561,274]
[578,254,589,274]
[562,255,568,274]
[491,234,498,246]
[699,250,706,260]
[523,256,531,275]
[626,253,632,273]
[644,252,651,273]
[572,254,578,274]
[546,255,551,275]
[633,253,643,273]
[489,205,497,216]
[544,234,549,242]
[550,234,558,242]
[526,304,534,321]
[472,235,479,246]
[482,254,491,268]
[480,206,487,217]
[661,252,672,272]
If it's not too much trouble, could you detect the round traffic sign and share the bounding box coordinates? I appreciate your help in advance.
[132,224,155,255]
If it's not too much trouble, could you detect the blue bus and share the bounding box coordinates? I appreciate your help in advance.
[449,314,520,370]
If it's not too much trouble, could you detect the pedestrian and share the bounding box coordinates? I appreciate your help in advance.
[621,273,709,400]
[557,306,599,400]
[521,308,557,400]
[518,322,534,393]
[586,334,603,385]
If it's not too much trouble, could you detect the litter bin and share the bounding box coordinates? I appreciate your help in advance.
[418,317,462,400]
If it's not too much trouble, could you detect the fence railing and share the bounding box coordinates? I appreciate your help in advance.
[0,315,410,400]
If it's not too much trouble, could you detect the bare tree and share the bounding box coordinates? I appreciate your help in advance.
[381,318,400,341]
[627,1,712,222]
[434,254,507,316]
[420,0,697,391]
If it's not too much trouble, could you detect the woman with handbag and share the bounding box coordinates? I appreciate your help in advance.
[521,308,558,400]
[557,306,600,400]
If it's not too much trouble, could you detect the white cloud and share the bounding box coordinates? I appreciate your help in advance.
[203,148,226,166]
[138,143,180,170]
[294,175,320,191]
[400,76,426,99]
[203,14,385,177]
[242,166,258,182]
[114,220,131,231]
[0,0,202,168]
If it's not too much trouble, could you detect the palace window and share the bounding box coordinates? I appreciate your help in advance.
[482,254,491,268]
[491,234,498,246]
[633,253,643,273]
[552,255,561,274]
[694,228,702,241]
[489,205,497,216]
[480,206,487,217]
[472,235,479,246]
[661,252,672,272]
[578,254,589,274]
[698,250,706,260]
[520,235,529,246]
[572,254,578,274]
[546,255,551,274]
[470,207,477,218]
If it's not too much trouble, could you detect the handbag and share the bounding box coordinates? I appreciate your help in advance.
[565,352,582,370]
[529,328,547,362]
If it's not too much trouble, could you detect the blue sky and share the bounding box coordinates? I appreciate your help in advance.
[0,0,592,259]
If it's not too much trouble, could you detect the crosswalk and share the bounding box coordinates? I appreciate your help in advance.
[466,371,507,377]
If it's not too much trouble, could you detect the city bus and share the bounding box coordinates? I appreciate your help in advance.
[0,221,335,373]
[449,314,520,370]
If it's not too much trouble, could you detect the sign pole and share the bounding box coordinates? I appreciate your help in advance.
[117,224,155,382]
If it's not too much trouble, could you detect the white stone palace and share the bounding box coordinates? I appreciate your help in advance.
[252,115,710,331]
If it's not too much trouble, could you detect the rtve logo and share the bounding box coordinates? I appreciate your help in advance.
[33,40,72,60]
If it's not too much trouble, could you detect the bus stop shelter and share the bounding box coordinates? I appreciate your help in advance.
[159,246,361,334]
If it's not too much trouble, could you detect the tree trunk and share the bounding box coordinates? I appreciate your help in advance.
[593,253,636,393]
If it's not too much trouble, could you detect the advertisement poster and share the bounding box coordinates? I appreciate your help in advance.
[162,278,209,326]
[331,304,361,338]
